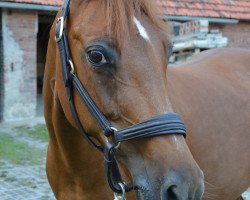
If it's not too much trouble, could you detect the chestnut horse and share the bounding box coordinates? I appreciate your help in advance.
[43,0,250,199]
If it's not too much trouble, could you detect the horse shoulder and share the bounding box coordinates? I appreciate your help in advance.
[167,48,250,200]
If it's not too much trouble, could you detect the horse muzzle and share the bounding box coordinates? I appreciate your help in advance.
[160,170,204,200]
[134,169,204,200]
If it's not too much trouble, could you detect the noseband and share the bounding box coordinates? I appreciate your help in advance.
[55,0,186,197]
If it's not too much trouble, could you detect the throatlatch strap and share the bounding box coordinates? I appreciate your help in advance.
[66,82,104,152]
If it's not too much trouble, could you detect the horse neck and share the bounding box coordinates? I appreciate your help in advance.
[53,75,102,169]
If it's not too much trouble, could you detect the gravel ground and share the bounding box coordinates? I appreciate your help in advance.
[0,161,55,200]
[0,117,55,200]
[0,117,249,200]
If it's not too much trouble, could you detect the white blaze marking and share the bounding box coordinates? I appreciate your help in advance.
[133,16,150,41]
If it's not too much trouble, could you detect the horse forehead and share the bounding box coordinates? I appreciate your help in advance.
[133,16,150,41]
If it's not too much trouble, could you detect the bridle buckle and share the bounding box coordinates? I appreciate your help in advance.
[55,17,64,43]
[68,59,75,74]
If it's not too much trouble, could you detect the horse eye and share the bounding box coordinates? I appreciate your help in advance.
[87,50,107,66]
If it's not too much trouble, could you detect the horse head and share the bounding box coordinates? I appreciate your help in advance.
[46,0,204,199]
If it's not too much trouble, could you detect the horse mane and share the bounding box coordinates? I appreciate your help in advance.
[104,0,167,46]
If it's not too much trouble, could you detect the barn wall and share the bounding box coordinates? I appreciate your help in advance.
[2,9,38,121]
[210,21,250,49]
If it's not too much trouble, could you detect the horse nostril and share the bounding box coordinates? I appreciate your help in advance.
[162,169,204,200]
[167,185,179,200]
[164,183,204,200]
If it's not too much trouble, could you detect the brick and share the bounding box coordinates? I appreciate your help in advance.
[157,0,250,20]
[1,9,38,121]
[211,22,250,49]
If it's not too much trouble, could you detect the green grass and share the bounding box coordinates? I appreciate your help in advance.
[0,133,46,165]
[14,124,49,142]
[0,126,48,165]
[17,178,37,188]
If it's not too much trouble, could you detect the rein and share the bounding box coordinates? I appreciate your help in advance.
[54,0,186,198]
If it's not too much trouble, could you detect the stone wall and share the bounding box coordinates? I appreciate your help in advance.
[1,9,38,121]
[210,21,250,50]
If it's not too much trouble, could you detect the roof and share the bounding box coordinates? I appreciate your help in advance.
[157,0,250,20]
[1,0,63,6]
[2,0,250,20]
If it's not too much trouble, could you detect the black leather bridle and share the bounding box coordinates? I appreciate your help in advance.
[54,0,186,197]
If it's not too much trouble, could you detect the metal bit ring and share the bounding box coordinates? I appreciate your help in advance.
[114,182,126,200]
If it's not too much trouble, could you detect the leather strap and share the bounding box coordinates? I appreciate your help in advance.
[67,80,104,152]
[104,142,134,193]
[115,113,186,142]
[70,73,115,137]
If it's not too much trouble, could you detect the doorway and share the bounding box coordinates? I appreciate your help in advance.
[36,13,55,116]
